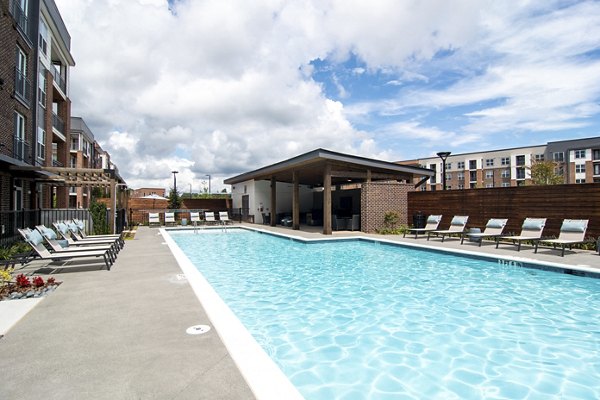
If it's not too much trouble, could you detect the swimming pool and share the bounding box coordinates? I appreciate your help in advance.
[168,228,600,400]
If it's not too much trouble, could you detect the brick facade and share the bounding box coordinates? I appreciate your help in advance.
[361,182,414,233]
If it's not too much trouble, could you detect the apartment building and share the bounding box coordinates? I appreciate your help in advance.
[0,0,75,210]
[403,136,600,191]
[68,117,94,208]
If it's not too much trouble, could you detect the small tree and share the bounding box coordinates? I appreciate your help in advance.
[167,187,181,209]
[529,160,564,185]
[89,201,109,234]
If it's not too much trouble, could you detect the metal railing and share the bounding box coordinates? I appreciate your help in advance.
[14,67,32,105]
[52,112,65,134]
[12,136,31,163]
[9,0,30,40]
[51,65,66,94]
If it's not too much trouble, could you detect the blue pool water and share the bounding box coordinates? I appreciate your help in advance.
[170,229,600,400]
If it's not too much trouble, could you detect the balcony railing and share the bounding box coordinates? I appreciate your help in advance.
[14,67,32,105]
[13,136,31,163]
[52,112,65,134]
[51,65,67,94]
[52,158,63,167]
[9,0,30,41]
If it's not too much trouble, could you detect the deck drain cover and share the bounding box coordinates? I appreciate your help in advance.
[186,325,211,335]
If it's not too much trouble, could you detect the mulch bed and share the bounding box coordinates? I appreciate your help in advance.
[0,281,62,301]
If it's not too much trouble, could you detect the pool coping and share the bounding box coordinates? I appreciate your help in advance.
[161,225,600,399]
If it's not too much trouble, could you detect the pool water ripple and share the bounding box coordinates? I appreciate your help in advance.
[171,230,600,400]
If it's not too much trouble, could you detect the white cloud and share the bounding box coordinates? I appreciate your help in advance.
[55,0,600,191]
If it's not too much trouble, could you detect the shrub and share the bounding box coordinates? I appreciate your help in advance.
[32,276,45,287]
[0,267,13,285]
[15,274,31,288]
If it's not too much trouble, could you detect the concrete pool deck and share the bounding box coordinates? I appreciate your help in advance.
[0,223,598,399]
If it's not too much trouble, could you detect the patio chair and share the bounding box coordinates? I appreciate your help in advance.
[204,211,217,225]
[461,218,508,246]
[54,222,123,250]
[36,225,118,263]
[148,213,160,227]
[427,216,469,242]
[72,219,124,247]
[496,218,546,251]
[165,212,176,226]
[349,214,360,231]
[404,215,442,239]
[190,212,201,226]
[219,211,232,225]
[18,229,113,270]
[534,219,589,257]
[332,215,347,231]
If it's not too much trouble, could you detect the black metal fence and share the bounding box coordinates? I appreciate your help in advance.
[0,209,93,248]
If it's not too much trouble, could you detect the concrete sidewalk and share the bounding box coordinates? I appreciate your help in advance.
[0,227,254,400]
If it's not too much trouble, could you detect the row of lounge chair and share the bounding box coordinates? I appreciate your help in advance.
[148,211,231,227]
[404,215,589,257]
[18,219,125,270]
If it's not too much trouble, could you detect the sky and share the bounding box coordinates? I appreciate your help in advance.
[54,0,600,193]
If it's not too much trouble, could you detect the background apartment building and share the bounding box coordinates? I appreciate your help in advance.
[403,136,600,191]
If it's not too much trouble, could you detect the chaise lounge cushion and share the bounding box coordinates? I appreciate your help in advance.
[522,219,545,230]
[486,219,506,229]
[561,220,587,233]
[26,230,44,246]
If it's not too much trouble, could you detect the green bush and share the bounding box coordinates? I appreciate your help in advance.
[90,201,109,235]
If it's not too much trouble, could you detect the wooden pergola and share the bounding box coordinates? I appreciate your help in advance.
[224,149,434,234]
[9,165,127,233]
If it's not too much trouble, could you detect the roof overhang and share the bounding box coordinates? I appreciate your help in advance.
[224,148,434,187]
[8,166,126,187]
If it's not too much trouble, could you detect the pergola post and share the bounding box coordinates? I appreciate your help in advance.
[109,179,116,234]
[323,164,332,235]
[292,170,299,230]
[270,176,276,227]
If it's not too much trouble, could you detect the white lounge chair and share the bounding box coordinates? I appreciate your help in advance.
[148,213,160,227]
[204,212,217,225]
[496,218,546,251]
[461,218,508,246]
[404,215,442,239]
[165,212,176,226]
[19,229,113,270]
[219,211,232,225]
[53,222,123,249]
[36,225,118,262]
[427,216,469,242]
[535,219,589,256]
[190,212,201,226]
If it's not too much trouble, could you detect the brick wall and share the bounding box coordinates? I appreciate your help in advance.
[361,182,414,233]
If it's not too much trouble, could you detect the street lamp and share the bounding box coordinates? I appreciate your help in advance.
[171,170,178,192]
[436,152,451,190]
[188,183,192,199]
[205,174,211,194]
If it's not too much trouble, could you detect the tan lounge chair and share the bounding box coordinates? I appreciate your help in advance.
[72,219,121,240]
[535,219,589,257]
[496,218,546,251]
[148,213,160,227]
[219,211,232,225]
[190,212,201,225]
[404,215,442,239]
[165,212,176,226]
[204,212,217,225]
[36,225,117,263]
[427,216,469,242]
[53,222,123,250]
[461,218,508,246]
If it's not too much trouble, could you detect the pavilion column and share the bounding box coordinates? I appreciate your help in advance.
[270,176,276,227]
[366,169,372,182]
[292,170,299,230]
[323,164,332,235]
[109,179,116,234]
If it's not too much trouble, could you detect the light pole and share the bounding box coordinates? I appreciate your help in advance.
[205,174,211,194]
[189,183,192,199]
[436,152,451,190]
[171,170,178,193]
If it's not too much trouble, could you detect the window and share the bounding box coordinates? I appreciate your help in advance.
[553,152,564,162]
[486,183,494,188]
[457,184,464,190]
[515,155,525,166]
[501,169,510,178]
[485,170,494,179]
[594,164,600,175]
[38,71,46,107]
[469,171,477,181]
[469,160,477,169]
[14,111,26,161]
[37,128,45,160]
[39,18,49,57]
[575,164,585,174]
[555,166,564,176]
[575,179,585,184]
[593,149,600,160]
[445,173,451,181]
[485,158,494,167]
[457,172,464,181]
[470,182,477,189]
[501,157,510,166]
[501,182,510,187]
[516,168,526,179]
[15,47,28,101]
[429,164,437,170]
[457,161,465,169]
[445,162,452,170]
[71,136,79,151]
[574,149,586,159]
[534,154,544,161]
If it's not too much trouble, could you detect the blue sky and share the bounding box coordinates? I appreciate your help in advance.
[56,0,600,190]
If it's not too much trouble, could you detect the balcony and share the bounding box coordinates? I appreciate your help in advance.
[14,67,32,106]
[13,136,31,164]
[52,112,65,135]
[51,65,67,95]
[9,0,31,41]
[52,159,63,167]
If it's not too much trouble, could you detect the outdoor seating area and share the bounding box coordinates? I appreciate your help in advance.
[145,211,234,227]
[402,215,592,257]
